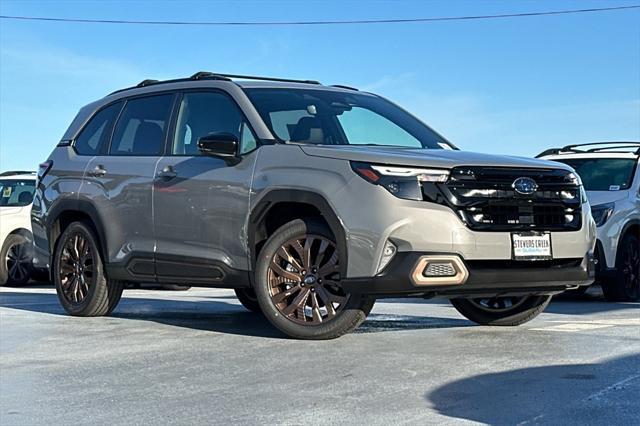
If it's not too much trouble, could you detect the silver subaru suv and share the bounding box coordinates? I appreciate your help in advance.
[32,72,596,339]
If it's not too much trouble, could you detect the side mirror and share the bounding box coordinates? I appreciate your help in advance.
[197,133,239,158]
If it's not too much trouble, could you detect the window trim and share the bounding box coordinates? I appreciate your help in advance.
[164,88,260,158]
[71,100,124,156]
[106,91,179,157]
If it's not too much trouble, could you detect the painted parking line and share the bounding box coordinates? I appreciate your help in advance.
[530,317,640,332]
[530,323,614,332]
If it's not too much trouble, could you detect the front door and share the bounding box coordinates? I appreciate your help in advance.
[153,91,259,285]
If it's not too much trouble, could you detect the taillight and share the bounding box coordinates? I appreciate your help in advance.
[38,161,53,182]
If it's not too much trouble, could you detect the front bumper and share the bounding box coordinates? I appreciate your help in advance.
[342,252,595,298]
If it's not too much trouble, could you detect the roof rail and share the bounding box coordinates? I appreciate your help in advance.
[189,72,232,81]
[136,79,160,87]
[330,84,359,91]
[189,71,321,85]
[537,141,640,157]
[0,170,36,177]
[109,72,322,96]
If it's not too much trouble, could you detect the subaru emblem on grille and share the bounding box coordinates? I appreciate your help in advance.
[512,177,538,195]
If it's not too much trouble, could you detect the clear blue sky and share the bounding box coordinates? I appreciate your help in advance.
[1,0,638,171]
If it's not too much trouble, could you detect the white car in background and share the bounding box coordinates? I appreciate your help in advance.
[0,171,38,285]
[539,142,640,301]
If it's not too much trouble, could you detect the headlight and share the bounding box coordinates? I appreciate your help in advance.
[351,162,450,200]
[591,202,614,227]
[369,165,450,182]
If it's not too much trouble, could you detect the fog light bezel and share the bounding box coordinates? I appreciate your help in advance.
[376,240,397,274]
[411,255,469,286]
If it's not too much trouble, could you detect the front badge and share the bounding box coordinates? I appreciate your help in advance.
[512,177,538,195]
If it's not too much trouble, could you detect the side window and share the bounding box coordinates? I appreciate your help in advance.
[240,122,257,154]
[109,94,174,156]
[74,102,122,155]
[172,92,256,155]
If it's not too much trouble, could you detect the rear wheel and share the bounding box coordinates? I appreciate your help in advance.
[253,218,375,339]
[53,221,124,316]
[234,288,261,313]
[1,233,34,286]
[451,295,552,326]
[602,233,640,302]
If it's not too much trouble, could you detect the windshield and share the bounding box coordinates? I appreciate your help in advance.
[0,179,35,207]
[555,158,637,191]
[244,88,453,149]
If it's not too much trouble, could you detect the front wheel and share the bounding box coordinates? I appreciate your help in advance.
[253,218,375,339]
[451,295,552,326]
[53,221,124,316]
[602,233,640,302]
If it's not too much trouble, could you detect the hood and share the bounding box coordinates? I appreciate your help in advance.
[0,206,25,217]
[298,145,571,170]
[586,190,628,206]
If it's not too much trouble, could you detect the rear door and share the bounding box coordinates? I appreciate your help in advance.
[153,90,259,285]
[82,93,175,279]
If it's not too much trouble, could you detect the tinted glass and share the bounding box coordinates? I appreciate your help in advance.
[244,88,453,149]
[173,92,255,155]
[557,158,637,191]
[110,94,174,156]
[0,180,36,207]
[74,102,122,155]
[240,122,257,154]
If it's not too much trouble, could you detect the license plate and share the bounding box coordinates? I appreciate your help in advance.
[512,233,552,260]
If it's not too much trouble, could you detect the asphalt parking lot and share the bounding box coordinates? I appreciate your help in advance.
[1,285,638,426]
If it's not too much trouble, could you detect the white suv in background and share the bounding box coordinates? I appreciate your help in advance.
[0,171,38,285]
[540,142,640,301]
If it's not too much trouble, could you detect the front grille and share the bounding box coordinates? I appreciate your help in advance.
[433,166,582,232]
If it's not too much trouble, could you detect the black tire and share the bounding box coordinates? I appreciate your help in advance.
[53,221,124,316]
[253,218,375,340]
[1,233,34,286]
[235,288,262,313]
[602,233,640,302]
[451,295,552,326]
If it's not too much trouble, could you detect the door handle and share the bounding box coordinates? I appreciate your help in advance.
[156,165,177,179]
[88,165,107,177]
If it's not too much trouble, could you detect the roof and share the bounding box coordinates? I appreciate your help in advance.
[0,171,36,179]
[543,152,639,160]
[107,71,362,97]
[537,141,640,159]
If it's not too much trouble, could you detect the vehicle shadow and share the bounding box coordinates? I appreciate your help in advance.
[377,288,639,315]
[426,353,640,425]
[0,290,470,338]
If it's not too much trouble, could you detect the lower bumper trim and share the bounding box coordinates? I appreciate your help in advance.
[342,252,595,297]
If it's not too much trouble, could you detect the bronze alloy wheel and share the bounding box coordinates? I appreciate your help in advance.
[267,234,349,325]
[468,296,528,313]
[59,233,95,305]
